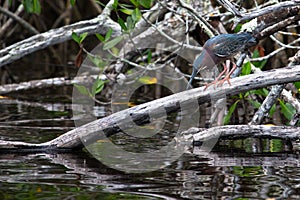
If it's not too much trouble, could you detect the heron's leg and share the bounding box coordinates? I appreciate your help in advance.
[218,61,237,86]
[204,60,229,90]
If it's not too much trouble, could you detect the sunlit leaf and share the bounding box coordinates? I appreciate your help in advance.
[138,76,157,84]
[33,0,41,13]
[103,36,123,50]
[71,32,80,44]
[132,8,141,22]
[120,8,133,15]
[79,32,88,43]
[223,100,240,125]
[241,61,251,75]
[95,33,105,42]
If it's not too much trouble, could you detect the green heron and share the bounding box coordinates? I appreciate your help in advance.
[187,33,257,89]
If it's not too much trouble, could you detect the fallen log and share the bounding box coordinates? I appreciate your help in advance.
[0,65,299,151]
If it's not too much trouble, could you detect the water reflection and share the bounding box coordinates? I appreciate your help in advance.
[1,91,300,199]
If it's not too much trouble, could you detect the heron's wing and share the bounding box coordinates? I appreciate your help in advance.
[212,34,254,58]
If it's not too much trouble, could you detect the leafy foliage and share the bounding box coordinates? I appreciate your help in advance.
[22,0,41,14]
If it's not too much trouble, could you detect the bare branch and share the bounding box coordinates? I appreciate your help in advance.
[0,5,39,35]
[0,0,121,67]
[0,64,300,150]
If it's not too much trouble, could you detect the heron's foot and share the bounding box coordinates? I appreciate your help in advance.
[217,75,231,86]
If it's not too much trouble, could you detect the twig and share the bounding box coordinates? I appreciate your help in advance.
[249,84,284,125]
[270,35,300,49]
[178,0,218,37]
[216,0,242,17]
[0,5,39,35]
[249,37,300,62]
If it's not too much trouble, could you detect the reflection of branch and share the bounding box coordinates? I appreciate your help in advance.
[0,0,121,67]
[1,65,300,150]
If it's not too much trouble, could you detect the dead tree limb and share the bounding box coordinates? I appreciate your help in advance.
[0,65,300,151]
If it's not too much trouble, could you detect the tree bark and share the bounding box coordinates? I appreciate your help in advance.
[0,64,300,151]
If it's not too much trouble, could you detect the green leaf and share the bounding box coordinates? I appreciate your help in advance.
[92,79,106,96]
[294,82,300,89]
[138,0,153,8]
[126,16,134,30]
[74,84,90,96]
[252,49,260,58]
[103,36,123,50]
[248,99,261,109]
[132,8,141,22]
[112,0,118,9]
[251,88,269,97]
[22,0,41,14]
[130,0,139,7]
[95,33,105,42]
[88,55,106,69]
[33,0,41,13]
[269,104,276,117]
[279,99,296,121]
[118,18,128,31]
[71,32,80,44]
[70,0,76,6]
[252,49,267,69]
[241,61,251,75]
[120,8,133,15]
[224,100,240,125]
[105,28,113,42]
[79,32,88,43]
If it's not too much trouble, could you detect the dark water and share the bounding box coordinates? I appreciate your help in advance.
[1,90,300,200]
[0,83,300,199]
